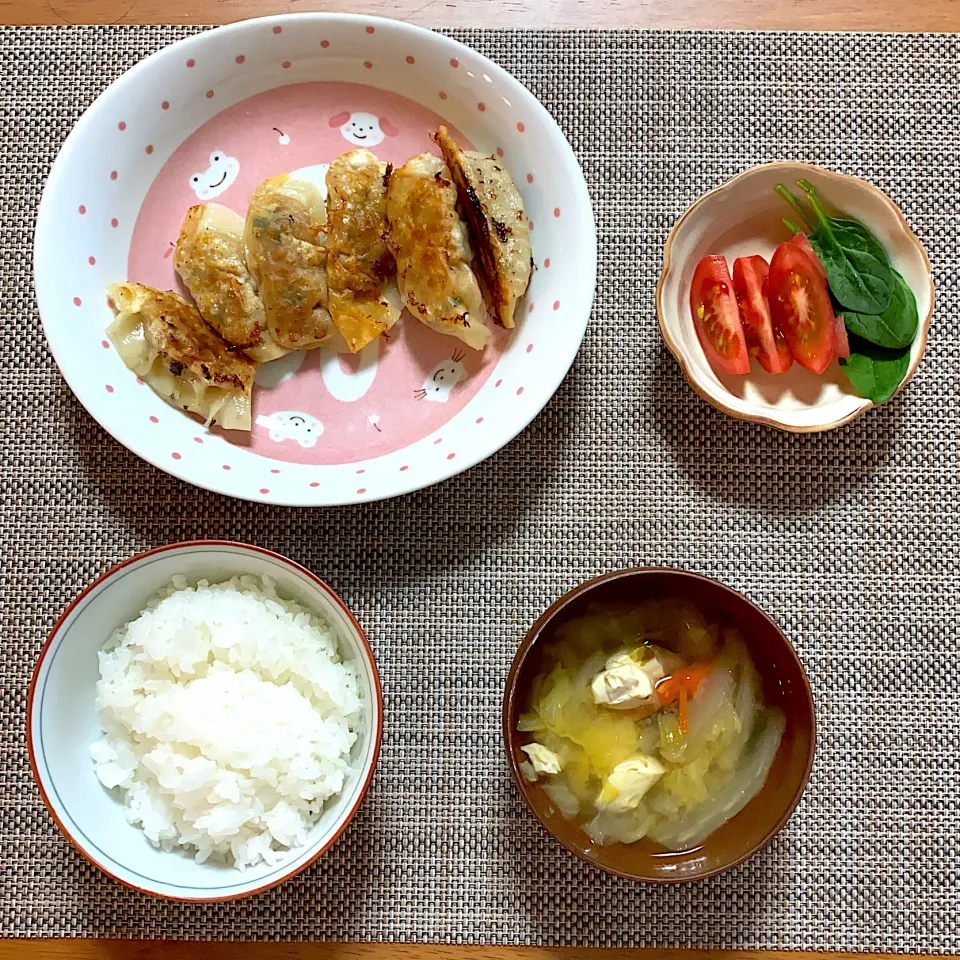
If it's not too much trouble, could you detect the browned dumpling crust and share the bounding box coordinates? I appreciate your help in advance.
[244,174,340,351]
[325,149,403,353]
[435,126,532,329]
[386,153,490,351]
[174,203,265,349]
[106,282,255,431]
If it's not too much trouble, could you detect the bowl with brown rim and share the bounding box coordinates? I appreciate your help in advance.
[503,568,816,882]
[28,541,382,902]
[656,162,933,432]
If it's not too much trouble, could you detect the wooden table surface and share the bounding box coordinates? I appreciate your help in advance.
[5,0,960,30]
[0,948,938,960]
[4,0,956,956]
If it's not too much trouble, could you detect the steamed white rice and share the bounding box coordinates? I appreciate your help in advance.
[91,574,361,871]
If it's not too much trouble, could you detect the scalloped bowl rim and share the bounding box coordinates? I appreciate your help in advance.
[655,162,933,433]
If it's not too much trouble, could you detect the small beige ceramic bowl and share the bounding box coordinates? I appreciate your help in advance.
[656,162,934,432]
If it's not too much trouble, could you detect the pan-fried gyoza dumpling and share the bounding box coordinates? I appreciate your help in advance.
[434,126,532,329]
[325,149,403,353]
[386,153,489,351]
[174,203,286,363]
[106,282,256,431]
[244,174,342,351]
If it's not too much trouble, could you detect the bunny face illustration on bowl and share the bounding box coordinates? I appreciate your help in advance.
[188,150,239,200]
[329,111,398,147]
[415,351,467,403]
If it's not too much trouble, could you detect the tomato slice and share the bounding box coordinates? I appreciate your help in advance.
[789,232,827,280]
[834,314,851,358]
[690,256,749,375]
[732,255,792,374]
[790,233,851,360]
[768,241,837,375]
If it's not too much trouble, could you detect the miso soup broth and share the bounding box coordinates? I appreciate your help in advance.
[517,597,785,850]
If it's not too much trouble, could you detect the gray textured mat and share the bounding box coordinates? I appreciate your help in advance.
[2,25,959,951]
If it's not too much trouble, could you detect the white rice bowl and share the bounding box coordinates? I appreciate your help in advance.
[90,574,362,871]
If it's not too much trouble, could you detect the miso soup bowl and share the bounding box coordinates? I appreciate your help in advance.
[503,568,816,883]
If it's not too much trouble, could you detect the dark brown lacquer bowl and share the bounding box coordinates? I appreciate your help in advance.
[503,568,816,882]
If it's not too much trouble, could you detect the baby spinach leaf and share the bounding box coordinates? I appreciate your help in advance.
[776,181,894,316]
[840,334,912,404]
[843,271,919,349]
[796,180,895,316]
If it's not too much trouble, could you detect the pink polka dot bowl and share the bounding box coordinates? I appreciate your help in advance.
[27,540,383,901]
[35,14,596,505]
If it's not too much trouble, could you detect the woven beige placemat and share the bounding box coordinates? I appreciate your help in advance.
[2,25,959,951]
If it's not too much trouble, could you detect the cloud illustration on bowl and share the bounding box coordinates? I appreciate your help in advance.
[329,111,398,147]
[288,163,331,202]
[320,339,381,402]
[258,411,324,448]
[189,150,240,200]
[254,350,306,389]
